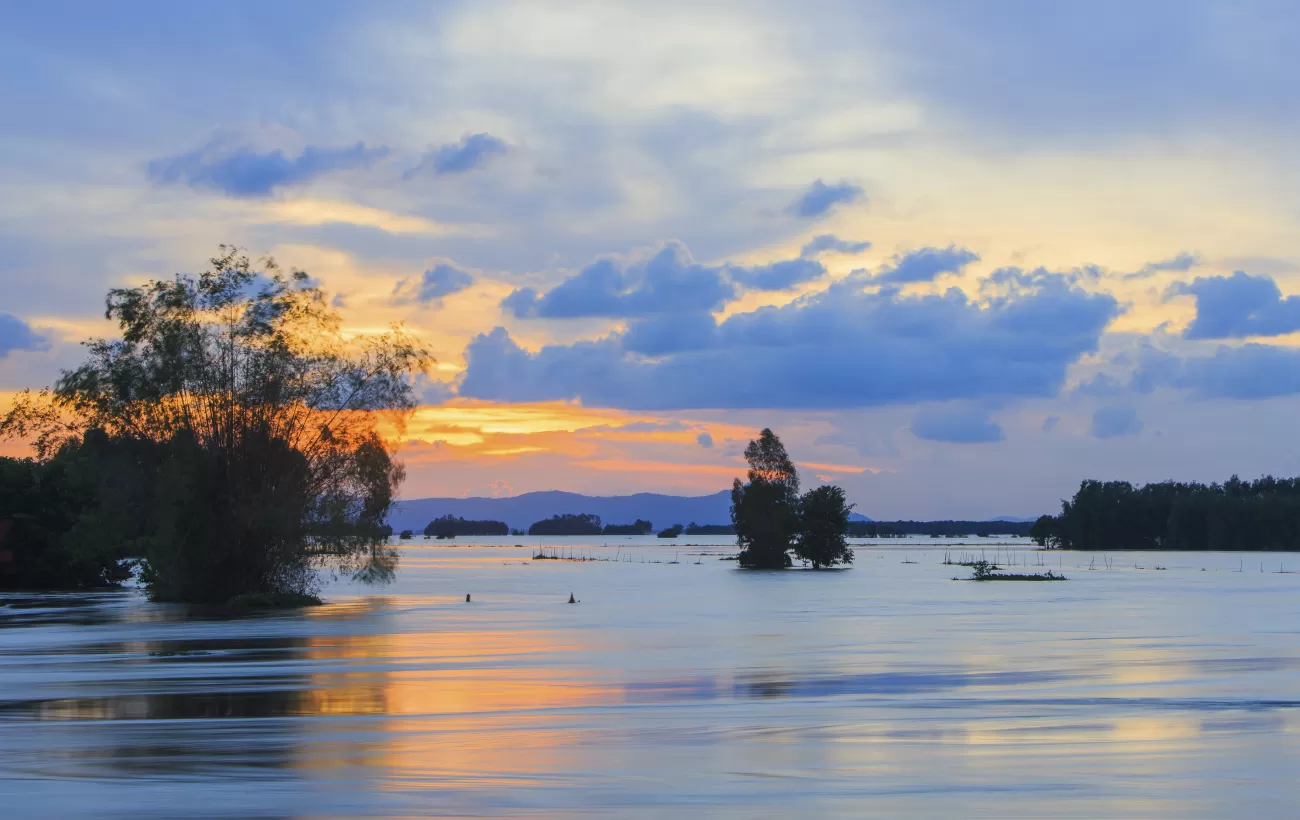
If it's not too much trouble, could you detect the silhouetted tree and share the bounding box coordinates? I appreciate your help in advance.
[0,438,142,589]
[0,247,431,602]
[1039,474,1300,551]
[1029,515,1057,547]
[528,513,603,535]
[731,428,798,568]
[657,523,684,538]
[795,485,854,568]
[425,515,509,537]
[603,519,653,535]
[847,520,1035,538]
[684,523,734,535]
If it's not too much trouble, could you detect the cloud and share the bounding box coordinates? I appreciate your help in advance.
[623,313,718,356]
[404,133,508,178]
[1134,343,1300,400]
[1091,404,1142,438]
[421,380,456,405]
[1123,251,1201,280]
[799,235,872,258]
[501,242,830,320]
[876,245,980,284]
[910,406,1004,443]
[727,258,826,290]
[463,269,1119,410]
[1071,372,1125,398]
[395,262,475,304]
[879,3,1300,142]
[697,432,714,448]
[1172,271,1300,339]
[501,243,733,319]
[148,142,388,197]
[814,427,899,458]
[787,179,864,218]
[1041,415,1060,433]
[0,313,50,357]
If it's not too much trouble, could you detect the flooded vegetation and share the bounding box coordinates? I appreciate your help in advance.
[4,537,1300,817]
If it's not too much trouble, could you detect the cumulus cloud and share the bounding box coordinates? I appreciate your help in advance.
[1134,343,1300,400]
[463,270,1118,410]
[500,242,831,321]
[623,313,718,356]
[727,258,826,290]
[421,380,457,405]
[697,432,714,448]
[1123,251,1201,280]
[1071,372,1125,398]
[787,179,864,218]
[148,141,388,197]
[910,405,1004,443]
[876,245,980,284]
[394,262,475,304]
[1091,404,1143,438]
[404,133,508,178]
[1041,415,1060,433]
[799,234,872,258]
[501,243,733,319]
[0,313,50,357]
[1172,271,1300,339]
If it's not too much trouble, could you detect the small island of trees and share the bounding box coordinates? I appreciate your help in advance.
[424,515,509,537]
[730,428,854,569]
[603,519,653,535]
[528,513,604,535]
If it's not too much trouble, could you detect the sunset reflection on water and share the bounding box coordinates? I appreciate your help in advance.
[3,539,1300,818]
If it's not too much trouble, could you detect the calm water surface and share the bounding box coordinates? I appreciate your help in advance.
[3,537,1300,818]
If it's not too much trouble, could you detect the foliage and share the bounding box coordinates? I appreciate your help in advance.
[425,515,509,537]
[0,247,431,602]
[0,442,132,589]
[399,530,414,540]
[528,513,602,535]
[847,520,1035,538]
[603,519,653,535]
[685,522,733,535]
[657,523,684,538]
[795,485,854,568]
[731,428,799,568]
[1028,515,1057,547]
[968,560,1065,581]
[1039,475,1300,551]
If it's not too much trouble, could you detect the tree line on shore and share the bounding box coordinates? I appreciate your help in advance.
[847,520,1034,538]
[1031,475,1300,551]
[415,516,1032,540]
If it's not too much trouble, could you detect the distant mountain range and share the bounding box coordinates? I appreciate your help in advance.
[387,490,872,533]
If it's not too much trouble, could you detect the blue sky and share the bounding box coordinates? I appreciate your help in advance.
[3,1,1300,518]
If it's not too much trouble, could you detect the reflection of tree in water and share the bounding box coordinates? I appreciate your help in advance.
[0,608,400,780]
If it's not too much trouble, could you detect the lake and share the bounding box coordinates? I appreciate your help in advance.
[3,537,1300,818]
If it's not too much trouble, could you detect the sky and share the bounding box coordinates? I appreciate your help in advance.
[4,1,1300,519]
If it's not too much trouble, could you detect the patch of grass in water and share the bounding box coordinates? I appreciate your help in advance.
[967,560,1066,581]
